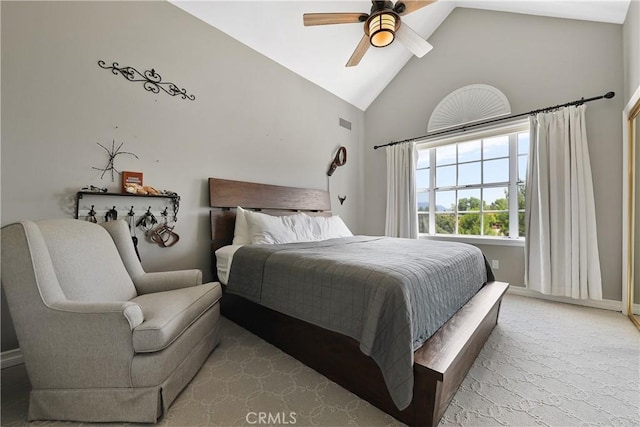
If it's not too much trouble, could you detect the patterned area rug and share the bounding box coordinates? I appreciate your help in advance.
[2,294,639,426]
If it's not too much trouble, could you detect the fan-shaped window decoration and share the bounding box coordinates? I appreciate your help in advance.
[428,84,511,132]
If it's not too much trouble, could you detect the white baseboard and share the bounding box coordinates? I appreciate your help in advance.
[1,348,24,369]
[507,286,623,312]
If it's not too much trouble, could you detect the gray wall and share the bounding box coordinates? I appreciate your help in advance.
[623,0,639,103]
[1,1,364,352]
[363,8,624,300]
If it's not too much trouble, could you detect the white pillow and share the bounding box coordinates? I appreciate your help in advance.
[311,215,353,240]
[237,210,353,245]
[244,209,298,244]
[232,206,251,245]
[288,213,317,242]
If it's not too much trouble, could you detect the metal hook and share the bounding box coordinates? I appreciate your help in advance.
[105,206,118,222]
[136,207,156,229]
[86,205,98,223]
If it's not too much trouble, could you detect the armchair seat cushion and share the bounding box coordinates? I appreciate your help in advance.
[131,282,221,353]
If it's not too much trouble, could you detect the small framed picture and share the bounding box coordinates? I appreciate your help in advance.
[122,171,143,193]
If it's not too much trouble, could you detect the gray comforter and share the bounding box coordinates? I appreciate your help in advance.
[226,236,492,410]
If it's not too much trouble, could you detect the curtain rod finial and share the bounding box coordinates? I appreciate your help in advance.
[605,91,615,99]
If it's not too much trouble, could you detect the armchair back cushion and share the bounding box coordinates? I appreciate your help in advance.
[37,219,137,301]
[101,220,146,280]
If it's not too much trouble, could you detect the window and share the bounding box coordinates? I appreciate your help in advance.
[416,121,529,239]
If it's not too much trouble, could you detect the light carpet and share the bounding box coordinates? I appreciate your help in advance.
[1,294,638,426]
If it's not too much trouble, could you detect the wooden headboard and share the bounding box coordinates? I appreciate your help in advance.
[208,177,332,253]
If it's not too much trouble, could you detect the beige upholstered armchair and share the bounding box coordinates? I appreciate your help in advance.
[1,219,222,423]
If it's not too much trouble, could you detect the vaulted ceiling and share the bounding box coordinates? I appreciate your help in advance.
[170,1,631,111]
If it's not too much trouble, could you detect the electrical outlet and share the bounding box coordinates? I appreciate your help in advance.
[491,260,500,269]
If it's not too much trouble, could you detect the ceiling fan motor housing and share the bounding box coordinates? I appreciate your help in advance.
[394,1,408,14]
[371,0,412,15]
[370,0,395,13]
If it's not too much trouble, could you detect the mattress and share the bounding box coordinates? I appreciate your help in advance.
[215,244,243,285]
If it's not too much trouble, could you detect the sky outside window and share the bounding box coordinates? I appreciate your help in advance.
[483,136,509,158]
[483,158,509,183]
[416,168,430,189]
[457,140,481,162]
[417,149,430,169]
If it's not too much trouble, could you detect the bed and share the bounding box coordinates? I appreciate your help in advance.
[208,177,509,427]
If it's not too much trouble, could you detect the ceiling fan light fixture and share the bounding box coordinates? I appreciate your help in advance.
[368,12,396,47]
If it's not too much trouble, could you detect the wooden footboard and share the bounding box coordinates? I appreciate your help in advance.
[221,281,508,427]
[410,280,508,425]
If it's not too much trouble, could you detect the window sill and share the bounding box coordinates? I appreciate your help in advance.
[419,234,525,247]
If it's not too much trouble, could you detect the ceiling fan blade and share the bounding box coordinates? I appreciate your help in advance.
[395,0,438,16]
[346,34,371,67]
[395,23,433,58]
[303,13,367,26]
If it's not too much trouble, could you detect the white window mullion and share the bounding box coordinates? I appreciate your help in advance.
[480,187,485,236]
[429,149,436,234]
[480,140,485,236]
[508,133,519,238]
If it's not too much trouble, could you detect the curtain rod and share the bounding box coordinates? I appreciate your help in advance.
[373,91,615,150]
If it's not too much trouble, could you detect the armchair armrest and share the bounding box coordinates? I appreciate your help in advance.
[133,269,203,294]
[27,300,145,389]
[50,300,144,329]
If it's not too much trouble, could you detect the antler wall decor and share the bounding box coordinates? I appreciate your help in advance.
[98,60,195,101]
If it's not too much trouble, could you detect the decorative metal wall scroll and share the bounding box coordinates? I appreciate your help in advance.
[98,60,195,101]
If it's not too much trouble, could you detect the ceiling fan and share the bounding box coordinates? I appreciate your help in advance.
[303,0,437,67]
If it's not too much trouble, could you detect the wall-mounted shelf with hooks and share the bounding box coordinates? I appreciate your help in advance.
[74,191,180,222]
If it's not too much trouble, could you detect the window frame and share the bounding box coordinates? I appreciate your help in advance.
[416,119,529,241]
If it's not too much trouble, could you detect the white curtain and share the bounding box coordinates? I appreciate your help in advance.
[385,142,418,238]
[525,105,602,300]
